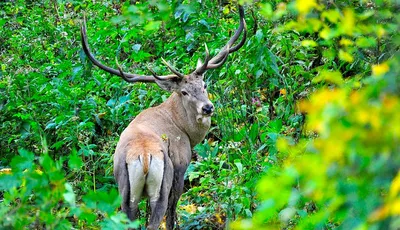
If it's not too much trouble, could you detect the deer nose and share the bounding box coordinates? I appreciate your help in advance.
[202,104,214,115]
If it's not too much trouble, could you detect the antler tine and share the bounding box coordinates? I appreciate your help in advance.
[194,43,211,75]
[81,17,178,83]
[161,58,186,79]
[205,44,230,69]
[227,5,247,53]
[207,5,246,67]
[147,65,180,81]
[228,19,247,53]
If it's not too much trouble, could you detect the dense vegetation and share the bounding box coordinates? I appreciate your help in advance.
[0,0,398,229]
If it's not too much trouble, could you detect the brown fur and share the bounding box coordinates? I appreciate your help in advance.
[126,140,162,175]
[125,127,164,175]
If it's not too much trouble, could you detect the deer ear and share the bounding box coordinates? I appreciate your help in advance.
[155,77,181,92]
[196,58,203,69]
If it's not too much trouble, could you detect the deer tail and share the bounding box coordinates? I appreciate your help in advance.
[140,153,151,175]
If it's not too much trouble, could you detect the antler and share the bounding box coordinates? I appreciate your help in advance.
[81,5,245,82]
[81,18,181,83]
[195,5,247,75]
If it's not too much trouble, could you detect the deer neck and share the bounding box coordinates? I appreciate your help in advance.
[164,93,211,148]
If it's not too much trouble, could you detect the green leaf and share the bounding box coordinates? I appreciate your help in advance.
[313,70,344,85]
[268,119,282,133]
[11,149,35,172]
[0,174,20,190]
[301,40,318,47]
[144,21,162,31]
[68,149,83,170]
[234,160,243,174]
[356,37,377,48]
[249,123,259,143]
[260,3,273,19]
[63,183,76,206]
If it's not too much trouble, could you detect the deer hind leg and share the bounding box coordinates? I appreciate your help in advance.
[166,163,189,230]
[127,159,146,221]
[115,163,132,219]
[147,151,173,230]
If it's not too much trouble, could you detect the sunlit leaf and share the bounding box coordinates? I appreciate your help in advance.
[234,160,243,174]
[339,38,353,47]
[341,9,355,35]
[313,70,344,85]
[356,37,377,48]
[260,3,273,19]
[372,62,389,76]
[295,0,317,14]
[338,49,354,63]
[301,40,318,47]
[322,9,341,23]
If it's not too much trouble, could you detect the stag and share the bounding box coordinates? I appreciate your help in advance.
[81,5,246,229]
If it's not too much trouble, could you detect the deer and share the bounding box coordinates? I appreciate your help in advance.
[80,5,246,230]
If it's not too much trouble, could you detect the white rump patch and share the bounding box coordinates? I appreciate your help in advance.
[127,159,145,206]
[146,157,164,202]
[127,155,164,205]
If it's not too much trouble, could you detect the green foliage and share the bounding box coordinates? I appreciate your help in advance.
[0,149,137,229]
[231,0,400,229]
[1,0,399,229]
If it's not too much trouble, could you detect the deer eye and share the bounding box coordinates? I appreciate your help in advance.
[181,91,188,96]
[204,84,207,89]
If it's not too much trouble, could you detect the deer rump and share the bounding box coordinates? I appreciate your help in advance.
[114,128,174,227]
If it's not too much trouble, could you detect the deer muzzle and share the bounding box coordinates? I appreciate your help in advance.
[202,104,214,116]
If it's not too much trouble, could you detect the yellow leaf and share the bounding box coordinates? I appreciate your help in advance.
[208,93,215,100]
[342,9,355,35]
[369,199,400,222]
[376,25,386,38]
[372,62,389,76]
[98,112,106,118]
[339,49,354,63]
[276,138,290,152]
[308,18,322,32]
[301,40,318,47]
[313,70,344,85]
[339,38,353,46]
[322,9,341,23]
[223,6,230,15]
[389,171,400,199]
[390,199,400,215]
[319,26,332,40]
[369,205,389,222]
[295,0,317,14]
[215,213,223,224]
[280,88,287,95]
[0,168,12,175]
[161,134,168,142]
[182,204,197,214]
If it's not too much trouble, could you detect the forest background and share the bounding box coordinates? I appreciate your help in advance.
[0,0,399,229]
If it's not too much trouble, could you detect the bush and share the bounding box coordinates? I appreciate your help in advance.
[232,0,400,229]
[0,149,137,229]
